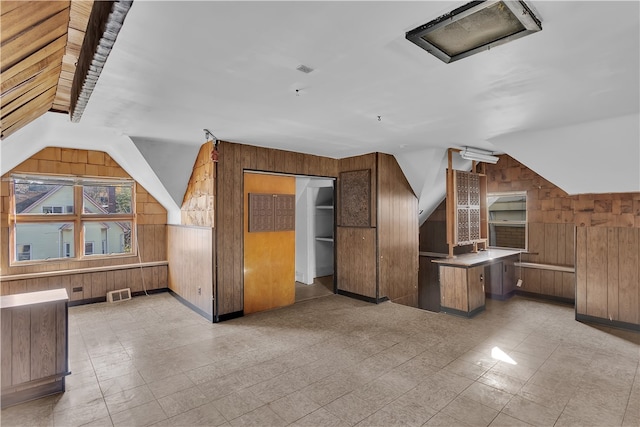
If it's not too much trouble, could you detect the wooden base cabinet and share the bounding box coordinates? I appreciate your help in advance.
[1,289,70,408]
[439,265,486,317]
[434,250,521,317]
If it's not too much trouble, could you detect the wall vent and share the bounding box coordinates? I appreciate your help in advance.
[107,288,131,303]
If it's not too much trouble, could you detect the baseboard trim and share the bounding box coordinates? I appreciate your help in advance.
[514,290,574,305]
[336,289,388,304]
[168,290,214,322]
[576,313,640,332]
[214,310,244,323]
[440,305,485,318]
[67,288,169,307]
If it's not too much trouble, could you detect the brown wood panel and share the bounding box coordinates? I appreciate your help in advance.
[618,228,639,324]
[11,308,30,384]
[243,173,295,314]
[528,222,545,264]
[55,302,66,375]
[336,227,377,298]
[607,227,620,320]
[585,227,608,318]
[440,266,467,311]
[167,225,214,318]
[522,267,541,294]
[30,303,56,379]
[468,266,485,312]
[1,309,12,386]
[377,153,418,306]
[1,8,69,72]
[540,270,555,296]
[544,223,558,264]
[562,272,575,299]
[576,227,587,315]
[90,272,106,298]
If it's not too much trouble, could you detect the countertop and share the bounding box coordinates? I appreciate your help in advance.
[431,249,521,268]
[1,288,69,309]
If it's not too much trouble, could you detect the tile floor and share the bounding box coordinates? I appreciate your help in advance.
[1,292,638,427]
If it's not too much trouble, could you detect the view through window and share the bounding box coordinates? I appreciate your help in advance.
[487,192,527,250]
[11,174,135,263]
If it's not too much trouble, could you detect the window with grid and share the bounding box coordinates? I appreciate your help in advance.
[10,174,135,264]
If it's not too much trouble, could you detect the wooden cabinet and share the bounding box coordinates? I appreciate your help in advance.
[484,256,518,300]
[434,250,520,317]
[439,264,485,316]
[1,289,70,408]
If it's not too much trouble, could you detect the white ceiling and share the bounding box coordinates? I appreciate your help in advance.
[2,1,639,223]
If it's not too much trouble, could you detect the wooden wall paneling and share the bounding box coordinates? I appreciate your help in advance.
[90,272,106,298]
[1,308,12,386]
[10,280,26,295]
[618,228,639,324]
[112,270,127,293]
[30,303,56,379]
[166,225,213,318]
[105,270,115,293]
[562,272,575,300]
[377,153,418,305]
[585,227,608,318]
[232,146,244,313]
[565,224,575,267]
[55,302,66,375]
[336,227,377,298]
[607,227,620,320]
[57,276,70,303]
[69,274,84,301]
[528,223,545,264]
[155,224,167,261]
[539,269,555,297]
[523,267,541,294]
[11,307,31,384]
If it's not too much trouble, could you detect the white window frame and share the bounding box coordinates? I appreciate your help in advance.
[487,191,528,250]
[10,174,136,264]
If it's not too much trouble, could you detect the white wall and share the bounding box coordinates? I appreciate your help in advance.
[295,177,334,285]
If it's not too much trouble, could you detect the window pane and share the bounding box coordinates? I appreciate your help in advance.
[489,224,526,249]
[15,223,75,261]
[83,183,132,214]
[84,221,132,255]
[14,180,74,214]
[488,192,527,249]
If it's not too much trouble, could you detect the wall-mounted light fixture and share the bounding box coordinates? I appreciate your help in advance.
[459,147,500,164]
[406,0,542,64]
[204,129,219,162]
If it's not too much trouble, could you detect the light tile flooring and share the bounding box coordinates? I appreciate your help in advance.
[1,292,639,427]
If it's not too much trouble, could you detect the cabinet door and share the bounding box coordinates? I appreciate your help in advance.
[467,265,485,311]
[486,262,503,296]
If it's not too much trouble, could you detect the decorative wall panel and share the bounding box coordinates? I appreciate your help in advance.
[339,169,371,227]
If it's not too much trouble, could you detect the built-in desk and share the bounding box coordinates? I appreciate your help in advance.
[1,288,70,408]
[432,249,520,317]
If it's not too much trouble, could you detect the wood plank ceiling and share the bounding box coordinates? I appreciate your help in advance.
[0,0,93,140]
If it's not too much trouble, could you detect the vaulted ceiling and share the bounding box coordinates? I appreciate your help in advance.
[1,1,639,224]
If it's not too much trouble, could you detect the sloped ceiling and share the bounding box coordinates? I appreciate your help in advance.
[1,1,639,224]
